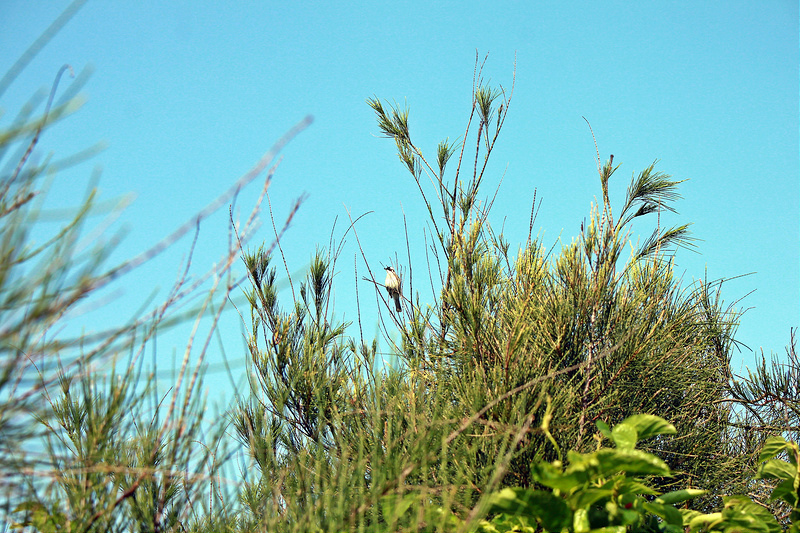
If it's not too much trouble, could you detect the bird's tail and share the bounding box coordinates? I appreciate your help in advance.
[393,293,401,312]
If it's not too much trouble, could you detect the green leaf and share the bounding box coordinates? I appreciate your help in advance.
[768,479,799,506]
[585,525,627,533]
[687,512,722,531]
[485,488,571,532]
[679,509,702,526]
[482,514,537,533]
[572,487,614,509]
[759,436,790,463]
[476,519,501,533]
[615,479,658,496]
[757,458,797,481]
[611,423,637,450]
[596,420,612,440]
[573,508,590,533]
[655,488,707,505]
[721,495,782,533]
[531,461,586,492]
[643,502,684,526]
[620,414,676,441]
[595,449,671,477]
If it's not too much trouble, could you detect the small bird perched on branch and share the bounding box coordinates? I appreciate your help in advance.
[384,266,402,312]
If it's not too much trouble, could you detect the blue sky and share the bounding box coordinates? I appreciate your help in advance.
[2,1,797,395]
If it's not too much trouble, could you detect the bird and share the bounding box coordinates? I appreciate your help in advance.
[384,266,402,312]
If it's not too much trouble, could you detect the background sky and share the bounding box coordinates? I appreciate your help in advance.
[2,1,798,401]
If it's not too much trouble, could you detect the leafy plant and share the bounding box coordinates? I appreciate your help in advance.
[367,54,745,505]
[753,435,800,530]
[475,414,783,533]
[2,6,308,529]
[4,19,794,529]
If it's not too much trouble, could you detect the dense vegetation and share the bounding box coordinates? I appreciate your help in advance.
[1,32,797,533]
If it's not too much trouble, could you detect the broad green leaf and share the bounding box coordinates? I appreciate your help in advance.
[768,479,798,506]
[615,479,658,496]
[482,514,536,533]
[759,436,790,463]
[485,487,524,513]
[485,488,571,532]
[476,519,501,533]
[596,420,612,440]
[679,508,702,525]
[611,423,637,450]
[618,507,641,526]
[643,502,683,526]
[589,526,626,533]
[687,512,722,531]
[620,414,676,441]
[572,487,614,509]
[757,458,797,481]
[532,460,587,491]
[655,488,707,505]
[573,508,590,533]
[595,448,671,477]
[721,496,782,533]
[566,449,592,467]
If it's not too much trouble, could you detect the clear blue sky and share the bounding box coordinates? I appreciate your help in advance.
[2,1,797,394]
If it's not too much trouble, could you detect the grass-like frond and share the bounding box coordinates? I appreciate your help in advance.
[618,162,687,228]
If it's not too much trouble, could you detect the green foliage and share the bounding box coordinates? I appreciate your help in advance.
[366,59,745,507]
[722,336,800,524]
[2,15,236,530]
[755,435,800,529]
[232,244,489,530]
[473,415,782,533]
[0,47,139,526]
[729,336,800,444]
[4,31,797,532]
[11,362,225,532]
[223,57,788,532]
[0,66,106,496]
